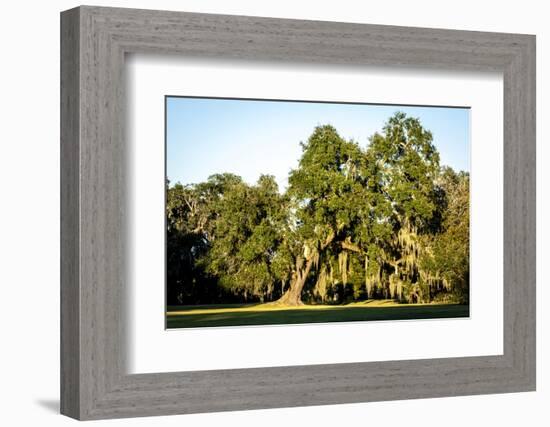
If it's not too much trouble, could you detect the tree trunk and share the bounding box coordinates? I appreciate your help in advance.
[275,256,314,306]
[274,231,335,306]
[277,281,304,306]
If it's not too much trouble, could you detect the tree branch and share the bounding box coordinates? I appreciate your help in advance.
[341,240,362,253]
[320,229,335,250]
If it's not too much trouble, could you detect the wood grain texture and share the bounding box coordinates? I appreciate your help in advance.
[60,7,80,419]
[60,5,536,420]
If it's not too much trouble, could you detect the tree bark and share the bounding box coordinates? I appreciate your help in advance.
[276,256,315,306]
[275,230,335,306]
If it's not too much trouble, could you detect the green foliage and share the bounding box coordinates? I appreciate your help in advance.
[419,168,470,303]
[166,112,470,306]
[200,174,287,302]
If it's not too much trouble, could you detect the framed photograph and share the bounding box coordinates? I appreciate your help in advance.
[61,5,536,420]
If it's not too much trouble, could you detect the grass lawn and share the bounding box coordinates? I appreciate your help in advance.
[166,300,469,329]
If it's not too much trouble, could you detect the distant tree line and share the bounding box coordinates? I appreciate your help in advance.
[167,112,470,306]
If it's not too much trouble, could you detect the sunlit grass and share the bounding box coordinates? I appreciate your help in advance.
[168,299,427,315]
[166,301,469,329]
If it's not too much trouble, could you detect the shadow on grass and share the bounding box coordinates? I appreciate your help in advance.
[167,304,469,329]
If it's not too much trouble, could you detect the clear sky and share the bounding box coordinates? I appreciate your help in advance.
[166,97,470,192]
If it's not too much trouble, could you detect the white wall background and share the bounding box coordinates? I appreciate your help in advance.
[0,0,546,425]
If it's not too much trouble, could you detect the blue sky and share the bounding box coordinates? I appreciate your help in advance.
[167,97,470,192]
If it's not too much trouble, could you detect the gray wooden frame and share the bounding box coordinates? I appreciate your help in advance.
[60,5,536,420]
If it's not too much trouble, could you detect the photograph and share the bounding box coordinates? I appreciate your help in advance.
[52,3,537,421]
[165,96,471,329]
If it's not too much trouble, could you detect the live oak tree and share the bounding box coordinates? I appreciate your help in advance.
[418,167,470,303]
[166,173,245,304]
[275,125,367,305]
[203,174,288,302]
[363,112,443,303]
[166,112,470,306]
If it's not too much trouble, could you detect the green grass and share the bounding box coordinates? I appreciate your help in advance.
[166,301,469,329]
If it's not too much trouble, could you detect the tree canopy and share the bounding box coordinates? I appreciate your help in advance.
[167,112,469,306]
